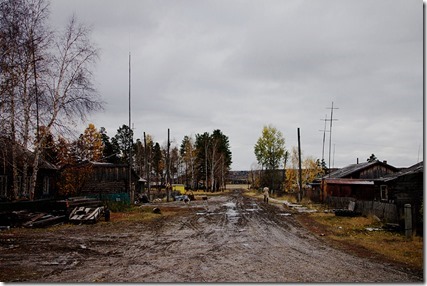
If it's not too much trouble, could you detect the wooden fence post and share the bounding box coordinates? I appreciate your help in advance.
[404,204,413,240]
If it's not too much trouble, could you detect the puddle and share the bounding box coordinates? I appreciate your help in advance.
[223,201,239,223]
[223,202,236,208]
[226,208,239,219]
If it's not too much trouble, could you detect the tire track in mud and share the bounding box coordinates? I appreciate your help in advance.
[2,189,422,282]
[162,189,422,283]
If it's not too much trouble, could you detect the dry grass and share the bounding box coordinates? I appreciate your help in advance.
[191,190,231,197]
[308,212,424,270]
[108,206,180,223]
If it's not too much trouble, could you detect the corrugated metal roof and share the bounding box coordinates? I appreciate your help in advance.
[376,161,423,182]
[324,179,374,185]
[323,160,398,179]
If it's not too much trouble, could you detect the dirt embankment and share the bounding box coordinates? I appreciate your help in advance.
[0,189,423,282]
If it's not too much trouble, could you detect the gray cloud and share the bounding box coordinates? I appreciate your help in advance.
[49,0,423,169]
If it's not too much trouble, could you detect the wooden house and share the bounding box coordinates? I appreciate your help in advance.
[0,137,58,201]
[374,161,423,234]
[325,160,399,180]
[310,160,399,202]
[59,161,142,204]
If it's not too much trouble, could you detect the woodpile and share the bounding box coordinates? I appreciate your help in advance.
[0,197,104,229]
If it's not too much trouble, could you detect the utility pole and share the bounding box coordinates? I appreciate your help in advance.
[319,115,329,202]
[166,128,171,201]
[326,102,338,176]
[333,144,336,169]
[144,132,150,200]
[128,52,133,204]
[297,128,303,202]
[319,114,330,165]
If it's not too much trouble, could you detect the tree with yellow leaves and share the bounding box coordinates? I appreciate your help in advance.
[284,146,323,195]
[76,123,104,162]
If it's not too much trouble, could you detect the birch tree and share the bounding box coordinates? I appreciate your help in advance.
[254,125,286,192]
[28,15,101,199]
[180,135,196,190]
[0,0,51,199]
[0,0,102,199]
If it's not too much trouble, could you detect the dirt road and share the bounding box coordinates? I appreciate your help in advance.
[0,189,422,282]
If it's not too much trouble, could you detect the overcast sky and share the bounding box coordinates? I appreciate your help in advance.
[49,0,423,170]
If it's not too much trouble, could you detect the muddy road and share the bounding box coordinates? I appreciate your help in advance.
[0,189,422,282]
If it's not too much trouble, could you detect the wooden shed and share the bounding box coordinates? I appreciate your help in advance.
[59,161,142,204]
[374,161,423,235]
[323,178,377,201]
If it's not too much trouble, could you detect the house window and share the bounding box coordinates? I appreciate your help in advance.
[43,177,50,195]
[380,185,388,201]
[0,175,7,197]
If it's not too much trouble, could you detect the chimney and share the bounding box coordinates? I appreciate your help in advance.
[356,158,359,164]
[383,160,387,164]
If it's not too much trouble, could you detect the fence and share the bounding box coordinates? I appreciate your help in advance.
[87,192,130,204]
[326,196,398,223]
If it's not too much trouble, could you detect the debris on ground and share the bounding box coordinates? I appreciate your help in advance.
[69,206,105,224]
[365,227,382,232]
[383,223,401,232]
[175,195,189,201]
[0,196,105,229]
[334,209,362,217]
[333,201,361,217]
[0,210,66,229]
[282,201,317,213]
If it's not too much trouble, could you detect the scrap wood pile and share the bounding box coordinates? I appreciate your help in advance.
[0,210,66,229]
[60,197,106,224]
[0,197,106,229]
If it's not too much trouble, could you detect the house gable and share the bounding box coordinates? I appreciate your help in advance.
[325,160,398,180]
